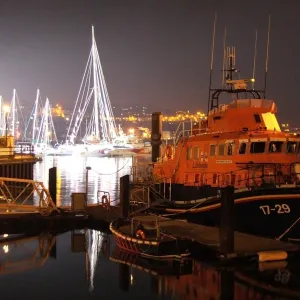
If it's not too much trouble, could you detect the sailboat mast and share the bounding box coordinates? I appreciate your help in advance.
[32,89,39,143]
[11,89,16,137]
[92,26,100,140]
[44,98,49,145]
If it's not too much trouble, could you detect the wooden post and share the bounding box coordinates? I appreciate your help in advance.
[151,112,162,163]
[49,167,57,206]
[120,174,130,218]
[219,185,235,256]
[119,264,130,291]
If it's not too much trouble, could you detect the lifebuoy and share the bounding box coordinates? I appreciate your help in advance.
[101,194,110,210]
[136,229,146,239]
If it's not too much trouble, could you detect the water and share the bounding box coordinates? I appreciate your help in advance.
[0,229,300,299]
[1,155,300,299]
[33,155,134,206]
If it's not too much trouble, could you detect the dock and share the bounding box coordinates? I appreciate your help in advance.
[131,215,300,259]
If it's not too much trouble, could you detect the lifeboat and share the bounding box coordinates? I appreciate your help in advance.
[150,45,300,239]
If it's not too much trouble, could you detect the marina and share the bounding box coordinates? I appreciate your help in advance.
[0,1,299,299]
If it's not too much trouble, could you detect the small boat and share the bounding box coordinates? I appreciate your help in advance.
[109,215,191,259]
[150,29,300,239]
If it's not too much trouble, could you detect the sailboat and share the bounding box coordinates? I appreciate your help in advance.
[32,94,58,155]
[63,26,118,156]
[8,89,26,141]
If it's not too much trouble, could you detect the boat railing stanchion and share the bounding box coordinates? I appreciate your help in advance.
[147,186,150,208]
[156,217,160,239]
[169,178,172,201]
[131,217,134,237]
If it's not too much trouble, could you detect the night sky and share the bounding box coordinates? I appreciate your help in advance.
[0,0,299,123]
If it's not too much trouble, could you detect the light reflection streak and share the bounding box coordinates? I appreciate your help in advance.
[85,229,104,292]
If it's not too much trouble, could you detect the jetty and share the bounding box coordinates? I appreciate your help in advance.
[129,215,299,260]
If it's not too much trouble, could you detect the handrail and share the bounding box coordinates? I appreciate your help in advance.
[0,177,58,216]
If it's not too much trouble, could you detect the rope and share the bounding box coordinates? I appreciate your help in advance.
[160,197,216,217]
[276,216,300,241]
[91,157,131,176]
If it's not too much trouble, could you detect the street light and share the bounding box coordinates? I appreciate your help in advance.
[3,105,10,144]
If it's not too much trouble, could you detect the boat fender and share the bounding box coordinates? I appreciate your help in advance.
[257,251,287,262]
[136,229,146,240]
[101,195,110,210]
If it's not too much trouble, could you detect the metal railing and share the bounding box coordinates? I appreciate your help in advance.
[0,177,58,216]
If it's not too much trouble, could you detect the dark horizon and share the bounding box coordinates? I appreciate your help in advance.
[0,0,299,124]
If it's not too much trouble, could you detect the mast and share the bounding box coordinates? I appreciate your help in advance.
[32,89,40,143]
[11,89,16,137]
[207,12,217,115]
[92,25,100,140]
[263,14,271,98]
[44,98,49,145]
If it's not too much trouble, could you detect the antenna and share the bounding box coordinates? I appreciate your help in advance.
[221,27,227,88]
[263,14,271,98]
[207,11,217,114]
[252,30,258,89]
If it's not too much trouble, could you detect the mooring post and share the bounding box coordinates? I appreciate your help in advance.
[151,112,162,163]
[219,185,235,256]
[120,174,130,218]
[48,167,57,206]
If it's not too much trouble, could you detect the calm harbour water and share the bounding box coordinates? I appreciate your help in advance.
[0,155,300,299]
[34,155,134,206]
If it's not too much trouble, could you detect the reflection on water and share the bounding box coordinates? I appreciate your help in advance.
[85,229,106,292]
[0,233,56,274]
[33,155,133,206]
[1,230,300,299]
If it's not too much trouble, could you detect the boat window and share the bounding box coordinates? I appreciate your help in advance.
[237,175,241,186]
[201,174,206,185]
[221,174,225,185]
[227,143,235,155]
[218,144,225,156]
[239,142,247,154]
[193,147,199,159]
[186,147,192,160]
[250,142,265,153]
[231,174,236,185]
[195,174,200,183]
[210,144,216,156]
[269,141,283,153]
[212,174,217,184]
[184,174,188,183]
[287,141,297,153]
[254,114,261,123]
[225,175,230,185]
